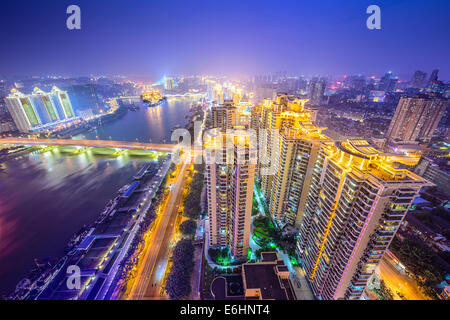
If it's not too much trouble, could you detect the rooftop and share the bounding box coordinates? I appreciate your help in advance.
[242,252,296,300]
[210,252,296,300]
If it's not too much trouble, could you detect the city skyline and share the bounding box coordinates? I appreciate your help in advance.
[0,0,449,305]
[0,70,448,302]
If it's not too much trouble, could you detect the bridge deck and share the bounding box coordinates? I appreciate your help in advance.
[0,138,176,152]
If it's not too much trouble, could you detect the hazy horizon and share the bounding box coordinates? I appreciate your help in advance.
[0,0,449,79]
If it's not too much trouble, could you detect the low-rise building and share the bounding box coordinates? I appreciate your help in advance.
[210,252,297,300]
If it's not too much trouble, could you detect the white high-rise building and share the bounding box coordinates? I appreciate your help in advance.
[164,77,174,90]
[205,128,257,260]
[5,87,75,133]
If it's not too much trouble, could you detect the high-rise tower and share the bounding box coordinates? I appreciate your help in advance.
[205,128,257,260]
[211,100,237,130]
[385,94,448,144]
[5,88,41,132]
[298,140,431,300]
[269,123,329,227]
[426,69,439,89]
[49,86,76,119]
[307,78,326,105]
[257,94,321,227]
[5,87,75,133]
[410,70,427,89]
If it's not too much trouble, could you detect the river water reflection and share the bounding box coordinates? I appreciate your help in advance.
[0,98,195,295]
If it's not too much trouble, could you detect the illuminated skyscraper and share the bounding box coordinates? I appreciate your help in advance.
[297,140,431,300]
[232,89,243,105]
[5,87,75,133]
[205,128,257,260]
[213,84,224,105]
[235,102,252,128]
[211,100,237,130]
[49,86,76,119]
[205,79,216,101]
[259,95,290,196]
[269,123,329,227]
[4,88,41,132]
[249,104,262,133]
[257,94,320,227]
[29,87,60,124]
[385,94,448,144]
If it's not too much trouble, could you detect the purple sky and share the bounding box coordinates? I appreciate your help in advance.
[0,0,449,80]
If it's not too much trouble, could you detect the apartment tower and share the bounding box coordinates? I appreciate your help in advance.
[298,140,432,299]
[5,87,75,132]
[258,94,321,227]
[205,128,257,260]
[211,100,237,130]
[385,94,448,144]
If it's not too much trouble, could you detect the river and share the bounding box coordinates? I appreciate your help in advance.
[0,98,195,296]
[75,97,196,143]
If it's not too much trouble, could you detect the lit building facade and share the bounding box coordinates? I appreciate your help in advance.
[5,88,41,132]
[49,86,76,119]
[257,94,321,227]
[259,95,290,196]
[211,100,237,130]
[270,123,329,227]
[205,128,257,260]
[297,140,431,300]
[5,86,75,132]
[213,84,224,105]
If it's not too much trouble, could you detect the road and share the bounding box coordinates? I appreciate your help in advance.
[127,157,191,299]
[379,255,430,300]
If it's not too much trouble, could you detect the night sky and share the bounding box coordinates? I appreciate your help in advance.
[0,0,449,79]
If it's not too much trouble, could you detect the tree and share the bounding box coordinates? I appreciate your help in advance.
[165,266,191,299]
[165,239,195,299]
[183,164,204,219]
[377,280,394,300]
[252,202,260,216]
[389,237,445,299]
[179,219,197,237]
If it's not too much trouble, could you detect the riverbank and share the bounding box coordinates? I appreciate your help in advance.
[0,97,198,296]
[6,154,171,300]
[50,105,129,139]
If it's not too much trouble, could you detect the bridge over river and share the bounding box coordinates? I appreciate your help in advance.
[0,138,177,153]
